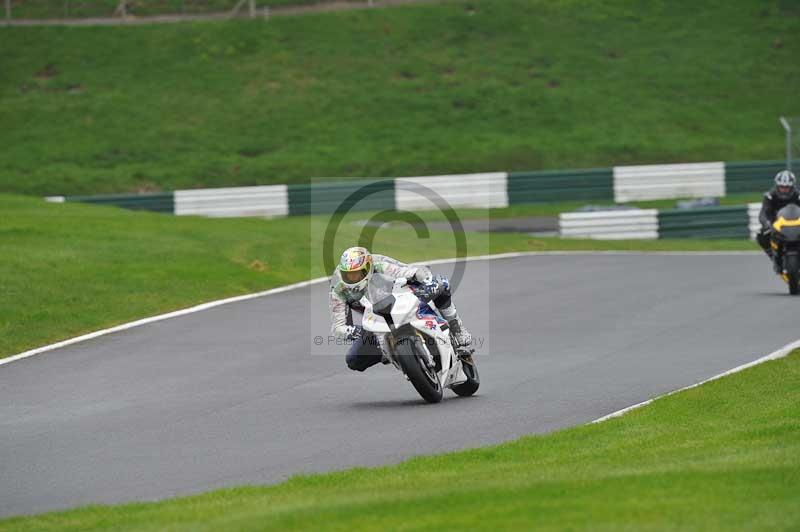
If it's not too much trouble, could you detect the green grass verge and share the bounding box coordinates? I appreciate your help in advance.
[3,348,798,530]
[0,193,757,359]
[1,0,798,195]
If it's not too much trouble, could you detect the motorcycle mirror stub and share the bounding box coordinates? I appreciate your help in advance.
[372,295,396,316]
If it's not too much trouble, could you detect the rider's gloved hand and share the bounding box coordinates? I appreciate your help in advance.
[347,325,363,341]
[412,276,443,301]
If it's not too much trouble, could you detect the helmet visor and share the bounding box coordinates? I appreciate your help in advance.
[342,268,368,285]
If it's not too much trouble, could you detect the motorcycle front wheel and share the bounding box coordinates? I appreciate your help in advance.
[786,254,800,295]
[452,356,480,397]
[789,273,799,295]
[395,333,443,403]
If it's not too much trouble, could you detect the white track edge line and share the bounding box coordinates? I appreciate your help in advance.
[0,277,330,367]
[0,249,761,368]
[590,338,800,424]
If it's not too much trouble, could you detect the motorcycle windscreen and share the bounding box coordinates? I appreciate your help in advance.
[367,273,396,315]
[777,204,800,222]
[775,204,800,241]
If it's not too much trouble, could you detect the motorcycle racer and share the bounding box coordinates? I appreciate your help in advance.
[757,170,799,272]
[329,246,472,372]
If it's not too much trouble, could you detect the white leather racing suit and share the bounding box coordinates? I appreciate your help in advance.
[329,254,422,340]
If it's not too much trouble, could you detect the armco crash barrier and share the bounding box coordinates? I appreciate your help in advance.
[174,185,288,217]
[47,158,790,217]
[748,202,762,239]
[394,173,508,210]
[507,168,613,204]
[725,160,800,195]
[560,205,753,240]
[613,162,725,203]
[658,205,750,239]
[47,192,175,213]
[287,179,396,216]
[558,209,659,240]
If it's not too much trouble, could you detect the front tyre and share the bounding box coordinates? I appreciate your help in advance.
[395,334,443,403]
[786,254,800,295]
[452,356,480,397]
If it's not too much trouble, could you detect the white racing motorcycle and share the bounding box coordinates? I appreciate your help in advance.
[360,272,479,403]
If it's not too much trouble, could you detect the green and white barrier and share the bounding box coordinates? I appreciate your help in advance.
[46,192,175,213]
[46,158,794,219]
[507,167,614,204]
[174,185,288,217]
[748,202,762,239]
[288,180,396,216]
[559,209,659,240]
[395,173,508,210]
[613,162,725,202]
[726,161,796,194]
[658,205,749,239]
[560,204,755,240]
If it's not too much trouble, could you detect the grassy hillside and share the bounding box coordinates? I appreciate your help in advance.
[0,194,755,359]
[3,346,798,529]
[1,0,797,195]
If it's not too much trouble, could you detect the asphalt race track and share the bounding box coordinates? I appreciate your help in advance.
[1,253,795,517]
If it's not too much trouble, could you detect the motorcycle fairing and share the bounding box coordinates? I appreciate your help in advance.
[360,284,467,388]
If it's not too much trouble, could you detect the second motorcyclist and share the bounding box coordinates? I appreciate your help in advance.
[757,170,799,272]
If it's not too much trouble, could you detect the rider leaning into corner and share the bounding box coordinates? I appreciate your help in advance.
[756,170,799,272]
[329,246,472,372]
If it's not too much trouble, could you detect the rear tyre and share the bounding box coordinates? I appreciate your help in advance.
[452,356,480,397]
[395,334,443,403]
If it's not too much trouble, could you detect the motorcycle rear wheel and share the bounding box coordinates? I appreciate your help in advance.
[395,334,443,403]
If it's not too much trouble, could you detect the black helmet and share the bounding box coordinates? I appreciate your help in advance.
[774,170,797,200]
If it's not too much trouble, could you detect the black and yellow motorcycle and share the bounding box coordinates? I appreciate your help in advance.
[771,204,800,295]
